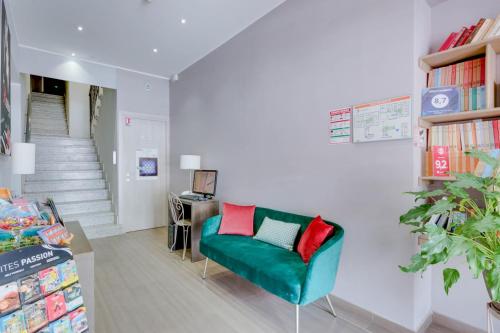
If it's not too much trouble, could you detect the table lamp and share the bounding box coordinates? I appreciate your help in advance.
[180,155,200,195]
[12,143,36,175]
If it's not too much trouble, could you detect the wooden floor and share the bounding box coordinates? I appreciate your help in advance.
[91,228,458,333]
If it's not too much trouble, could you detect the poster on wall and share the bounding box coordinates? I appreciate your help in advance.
[136,149,159,180]
[329,107,352,144]
[352,95,412,143]
[0,0,10,155]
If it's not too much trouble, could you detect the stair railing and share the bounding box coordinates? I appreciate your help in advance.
[25,93,32,142]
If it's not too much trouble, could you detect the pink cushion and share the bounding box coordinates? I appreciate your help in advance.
[218,203,256,236]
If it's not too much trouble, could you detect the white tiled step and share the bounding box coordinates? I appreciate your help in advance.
[29,132,70,138]
[82,223,122,239]
[37,146,96,155]
[26,170,103,181]
[31,128,68,136]
[24,189,109,204]
[31,105,65,110]
[31,126,68,134]
[24,179,105,192]
[36,153,97,162]
[57,200,112,216]
[32,95,64,102]
[36,162,101,171]
[31,118,67,127]
[63,211,115,227]
[30,136,93,146]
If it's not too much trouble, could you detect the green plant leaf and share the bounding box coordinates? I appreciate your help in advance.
[400,204,432,224]
[466,247,487,278]
[451,173,486,191]
[399,254,428,273]
[466,150,500,169]
[425,200,456,217]
[444,183,470,199]
[405,189,446,201]
[472,215,500,233]
[484,266,500,302]
[443,268,460,295]
[447,237,469,258]
[421,224,449,256]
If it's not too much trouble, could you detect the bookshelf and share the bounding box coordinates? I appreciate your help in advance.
[418,34,500,183]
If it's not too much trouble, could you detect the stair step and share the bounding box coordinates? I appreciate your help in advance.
[24,179,105,192]
[26,170,103,181]
[31,118,67,126]
[63,211,115,228]
[36,162,101,171]
[37,146,96,155]
[82,223,122,239]
[31,126,68,133]
[36,153,96,162]
[57,200,112,216]
[24,189,109,204]
[30,136,93,146]
[31,128,68,136]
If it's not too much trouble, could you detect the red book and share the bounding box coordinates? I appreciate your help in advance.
[448,30,464,49]
[451,27,468,48]
[457,26,474,46]
[493,120,499,149]
[480,58,485,85]
[451,64,456,85]
[466,19,486,44]
[439,32,458,51]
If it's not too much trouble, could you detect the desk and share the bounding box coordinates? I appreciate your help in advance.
[65,221,95,333]
[168,198,219,262]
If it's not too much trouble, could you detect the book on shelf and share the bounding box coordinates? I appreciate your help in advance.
[424,119,500,176]
[423,58,486,115]
[436,15,500,52]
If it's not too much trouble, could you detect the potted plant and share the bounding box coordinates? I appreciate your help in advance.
[400,150,500,311]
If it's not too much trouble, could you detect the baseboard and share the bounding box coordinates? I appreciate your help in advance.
[331,295,484,333]
[433,312,486,333]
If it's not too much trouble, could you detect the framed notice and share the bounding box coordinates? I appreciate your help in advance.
[136,148,158,180]
[329,107,352,144]
[352,96,412,143]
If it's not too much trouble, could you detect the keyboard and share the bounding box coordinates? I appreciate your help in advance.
[179,195,207,201]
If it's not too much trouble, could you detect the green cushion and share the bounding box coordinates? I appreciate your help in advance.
[200,234,307,304]
[254,217,301,251]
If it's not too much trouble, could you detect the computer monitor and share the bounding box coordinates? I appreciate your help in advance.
[192,170,218,197]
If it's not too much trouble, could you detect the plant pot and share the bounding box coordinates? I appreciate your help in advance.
[483,271,500,312]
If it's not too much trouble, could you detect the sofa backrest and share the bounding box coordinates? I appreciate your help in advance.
[253,207,341,250]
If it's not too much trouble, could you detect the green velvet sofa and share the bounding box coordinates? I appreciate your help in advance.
[199,207,344,333]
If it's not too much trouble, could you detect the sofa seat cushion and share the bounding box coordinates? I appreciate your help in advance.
[200,234,307,304]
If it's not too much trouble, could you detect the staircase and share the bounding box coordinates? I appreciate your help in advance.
[23,92,121,239]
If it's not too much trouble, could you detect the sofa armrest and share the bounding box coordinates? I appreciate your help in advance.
[299,229,344,305]
[201,215,222,238]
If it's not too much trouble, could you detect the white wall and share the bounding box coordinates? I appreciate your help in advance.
[430,1,500,330]
[170,0,420,330]
[93,88,118,213]
[67,82,90,139]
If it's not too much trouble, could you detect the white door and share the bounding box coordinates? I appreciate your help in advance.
[120,114,167,232]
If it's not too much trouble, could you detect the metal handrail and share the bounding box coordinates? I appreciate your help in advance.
[25,93,32,142]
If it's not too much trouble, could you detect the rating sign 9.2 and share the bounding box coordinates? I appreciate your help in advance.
[432,146,450,177]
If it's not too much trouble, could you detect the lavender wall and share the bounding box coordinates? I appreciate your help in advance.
[170,0,420,329]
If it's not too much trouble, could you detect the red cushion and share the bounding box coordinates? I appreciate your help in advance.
[297,216,334,263]
[218,203,256,236]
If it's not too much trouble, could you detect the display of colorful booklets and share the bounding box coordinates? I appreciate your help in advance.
[45,291,67,322]
[18,273,42,304]
[63,283,83,312]
[37,224,70,245]
[48,315,71,333]
[0,282,21,315]
[57,260,78,288]
[69,307,88,333]
[0,309,27,333]
[38,267,62,296]
[23,298,48,333]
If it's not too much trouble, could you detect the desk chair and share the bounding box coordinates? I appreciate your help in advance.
[168,192,192,260]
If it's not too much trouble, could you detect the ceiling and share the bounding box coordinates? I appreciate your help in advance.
[8,0,286,78]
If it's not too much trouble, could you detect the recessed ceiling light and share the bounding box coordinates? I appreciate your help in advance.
[181,18,187,24]
[71,53,76,57]
[77,26,83,31]
[153,48,158,53]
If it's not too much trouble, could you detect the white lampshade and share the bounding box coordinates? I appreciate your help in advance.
[12,143,36,175]
[180,155,200,170]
